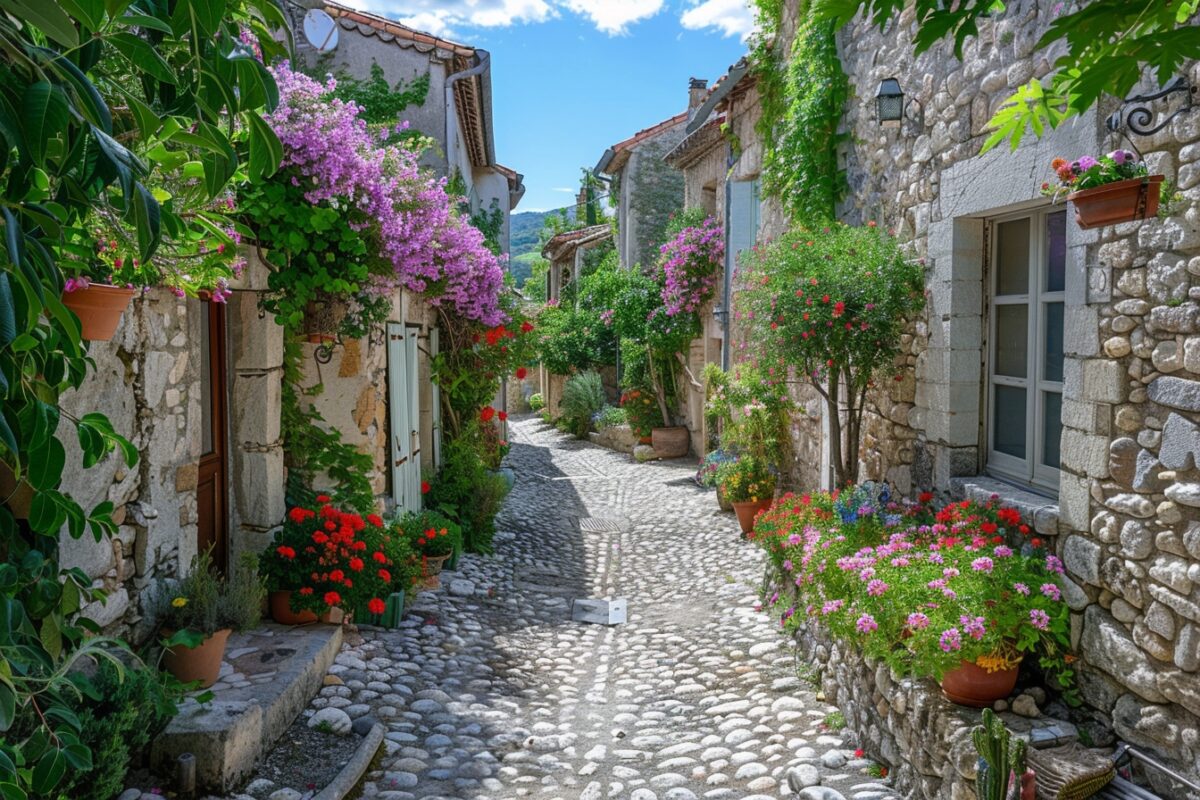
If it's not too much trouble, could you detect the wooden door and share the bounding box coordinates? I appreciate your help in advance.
[388,324,422,513]
[197,301,229,572]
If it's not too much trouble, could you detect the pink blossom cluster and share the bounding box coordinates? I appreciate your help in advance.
[266,65,506,325]
[659,217,724,317]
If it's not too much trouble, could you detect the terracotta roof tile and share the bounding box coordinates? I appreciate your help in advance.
[323,1,476,57]
[611,111,689,153]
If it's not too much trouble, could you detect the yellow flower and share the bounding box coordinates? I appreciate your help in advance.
[172,597,188,608]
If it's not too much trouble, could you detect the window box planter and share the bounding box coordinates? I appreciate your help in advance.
[61,283,136,341]
[1068,175,1164,229]
[651,426,690,459]
[939,657,1021,707]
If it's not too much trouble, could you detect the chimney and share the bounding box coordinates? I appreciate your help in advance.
[688,78,709,119]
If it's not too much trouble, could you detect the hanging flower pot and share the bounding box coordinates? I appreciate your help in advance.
[61,283,136,341]
[731,499,772,535]
[268,590,318,625]
[302,297,347,344]
[1068,175,1164,229]
[651,426,690,459]
[939,657,1021,707]
[161,628,231,689]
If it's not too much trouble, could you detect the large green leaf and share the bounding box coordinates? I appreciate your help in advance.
[20,82,69,167]
[0,275,15,350]
[0,683,13,732]
[36,47,112,133]
[0,0,79,46]
[246,112,282,183]
[27,439,65,491]
[30,748,64,796]
[110,32,177,84]
[130,183,162,261]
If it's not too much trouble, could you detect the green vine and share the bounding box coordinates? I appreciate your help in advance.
[280,337,375,513]
[306,61,431,126]
[471,200,505,256]
[751,1,849,223]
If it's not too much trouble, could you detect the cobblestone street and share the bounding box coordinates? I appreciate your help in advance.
[300,416,899,800]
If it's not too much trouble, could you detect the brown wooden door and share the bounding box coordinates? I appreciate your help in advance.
[197,301,229,573]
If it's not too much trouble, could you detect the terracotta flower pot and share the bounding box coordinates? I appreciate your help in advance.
[651,426,690,459]
[421,553,452,590]
[61,283,136,341]
[269,590,318,625]
[1068,175,1164,229]
[940,658,1020,707]
[638,435,653,445]
[731,498,773,535]
[302,297,347,343]
[161,628,231,689]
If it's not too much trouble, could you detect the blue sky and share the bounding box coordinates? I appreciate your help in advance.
[356,0,755,213]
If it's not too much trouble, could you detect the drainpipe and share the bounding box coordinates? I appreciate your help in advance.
[444,50,492,180]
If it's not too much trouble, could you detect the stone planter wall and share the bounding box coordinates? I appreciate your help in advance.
[588,423,638,454]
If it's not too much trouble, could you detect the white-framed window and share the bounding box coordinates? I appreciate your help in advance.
[986,207,1066,493]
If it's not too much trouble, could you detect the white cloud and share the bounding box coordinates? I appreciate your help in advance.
[680,0,756,39]
[360,0,662,36]
[560,0,664,34]
[359,0,555,36]
[551,187,576,193]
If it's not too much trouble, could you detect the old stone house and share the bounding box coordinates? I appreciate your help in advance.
[57,3,520,644]
[595,112,688,272]
[676,0,1200,790]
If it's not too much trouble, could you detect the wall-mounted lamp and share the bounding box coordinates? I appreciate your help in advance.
[876,78,904,127]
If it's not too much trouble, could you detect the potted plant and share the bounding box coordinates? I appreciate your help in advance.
[260,496,407,624]
[620,387,660,445]
[716,456,776,534]
[397,509,463,590]
[756,489,1075,708]
[1043,150,1165,229]
[156,551,265,688]
[696,449,737,511]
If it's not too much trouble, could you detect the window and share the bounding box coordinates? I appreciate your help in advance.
[987,208,1066,492]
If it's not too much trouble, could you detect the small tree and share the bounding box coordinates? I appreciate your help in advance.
[738,223,923,487]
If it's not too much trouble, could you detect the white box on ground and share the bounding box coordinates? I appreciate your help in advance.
[572,597,627,625]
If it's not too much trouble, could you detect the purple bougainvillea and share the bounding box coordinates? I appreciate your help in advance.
[658,216,724,317]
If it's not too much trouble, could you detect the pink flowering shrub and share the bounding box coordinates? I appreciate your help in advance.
[753,486,1076,702]
[251,63,505,327]
[658,215,724,316]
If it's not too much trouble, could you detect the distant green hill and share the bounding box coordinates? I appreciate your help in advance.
[511,208,581,258]
[509,251,543,289]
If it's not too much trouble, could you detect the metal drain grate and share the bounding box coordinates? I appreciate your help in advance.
[578,516,623,533]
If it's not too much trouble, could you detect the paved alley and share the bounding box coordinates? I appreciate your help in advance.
[314,416,899,800]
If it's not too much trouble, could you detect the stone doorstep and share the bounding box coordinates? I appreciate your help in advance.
[151,622,344,792]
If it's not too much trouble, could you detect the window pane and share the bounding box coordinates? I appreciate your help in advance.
[995,305,1028,378]
[996,218,1030,295]
[1043,391,1062,469]
[994,385,1027,458]
[1047,211,1066,292]
[1044,302,1064,382]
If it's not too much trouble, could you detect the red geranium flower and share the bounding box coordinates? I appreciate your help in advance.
[918,491,934,503]
[367,513,383,527]
[368,598,386,615]
[323,591,341,606]
[421,481,431,494]
[288,507,313,524]
[329,569,345,583]
[480,406,496,422]
[498,410,508,421]
[313,531,329,545]
[832,301,845,317]
[516,367,528,380]
[349,557,364,572]
[378,569,391,582]
[373,551,387,563]
[520,321,534,333]
[276,545,296,559]
[298,587,313,596]
[316,495,331,504]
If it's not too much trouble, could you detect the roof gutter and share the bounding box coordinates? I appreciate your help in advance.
[594,148,615,176]
[445,49,495,172]
[687,56,750,135]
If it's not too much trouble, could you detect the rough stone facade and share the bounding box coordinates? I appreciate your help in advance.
[603,117,687,271]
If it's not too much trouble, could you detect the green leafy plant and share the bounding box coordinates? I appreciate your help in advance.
[704,364,793,471]
[715,456,775,503]
[974,708,1027,800]
[395,508,463,558]
[310,61,430,127]
[595,405,627,430]
[1041,150,1150,200]
[154,551,265,637]
[529,392,545,411]
[737,223,923,486]
[561,371,606,438]
[813,0,1200,152]
[750,5,848,223]
[426,426,510,554]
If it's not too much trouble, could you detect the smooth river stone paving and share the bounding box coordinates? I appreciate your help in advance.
[231,416,899,800]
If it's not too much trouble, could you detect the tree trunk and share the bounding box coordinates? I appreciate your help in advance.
[646,347,672,428]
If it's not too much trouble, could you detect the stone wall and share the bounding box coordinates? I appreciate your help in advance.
[823,0,1200,787]
[58,290,204,642]
[618,130,687,270]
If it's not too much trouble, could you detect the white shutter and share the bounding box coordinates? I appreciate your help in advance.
[430,327,442,468]
[387,323,410,512]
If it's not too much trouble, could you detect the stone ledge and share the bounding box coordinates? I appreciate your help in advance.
[152,622,344,792]
[950,475,1060,536]
[588,424,638,454]
[796,622,1078,800]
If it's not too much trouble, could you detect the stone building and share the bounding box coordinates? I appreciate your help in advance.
[595,112,688,271]
[677,0,1200,791]
[56,3,520,644]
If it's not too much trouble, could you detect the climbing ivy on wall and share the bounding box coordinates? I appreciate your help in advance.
[306,61,431,126]
[472,200,506,256]
[751,1,849,223]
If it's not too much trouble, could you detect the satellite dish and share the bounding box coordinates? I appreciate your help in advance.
[303,9,339,53]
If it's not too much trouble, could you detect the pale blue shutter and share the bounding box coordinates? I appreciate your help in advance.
[406,328,421,511]
[387,323,410,511]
